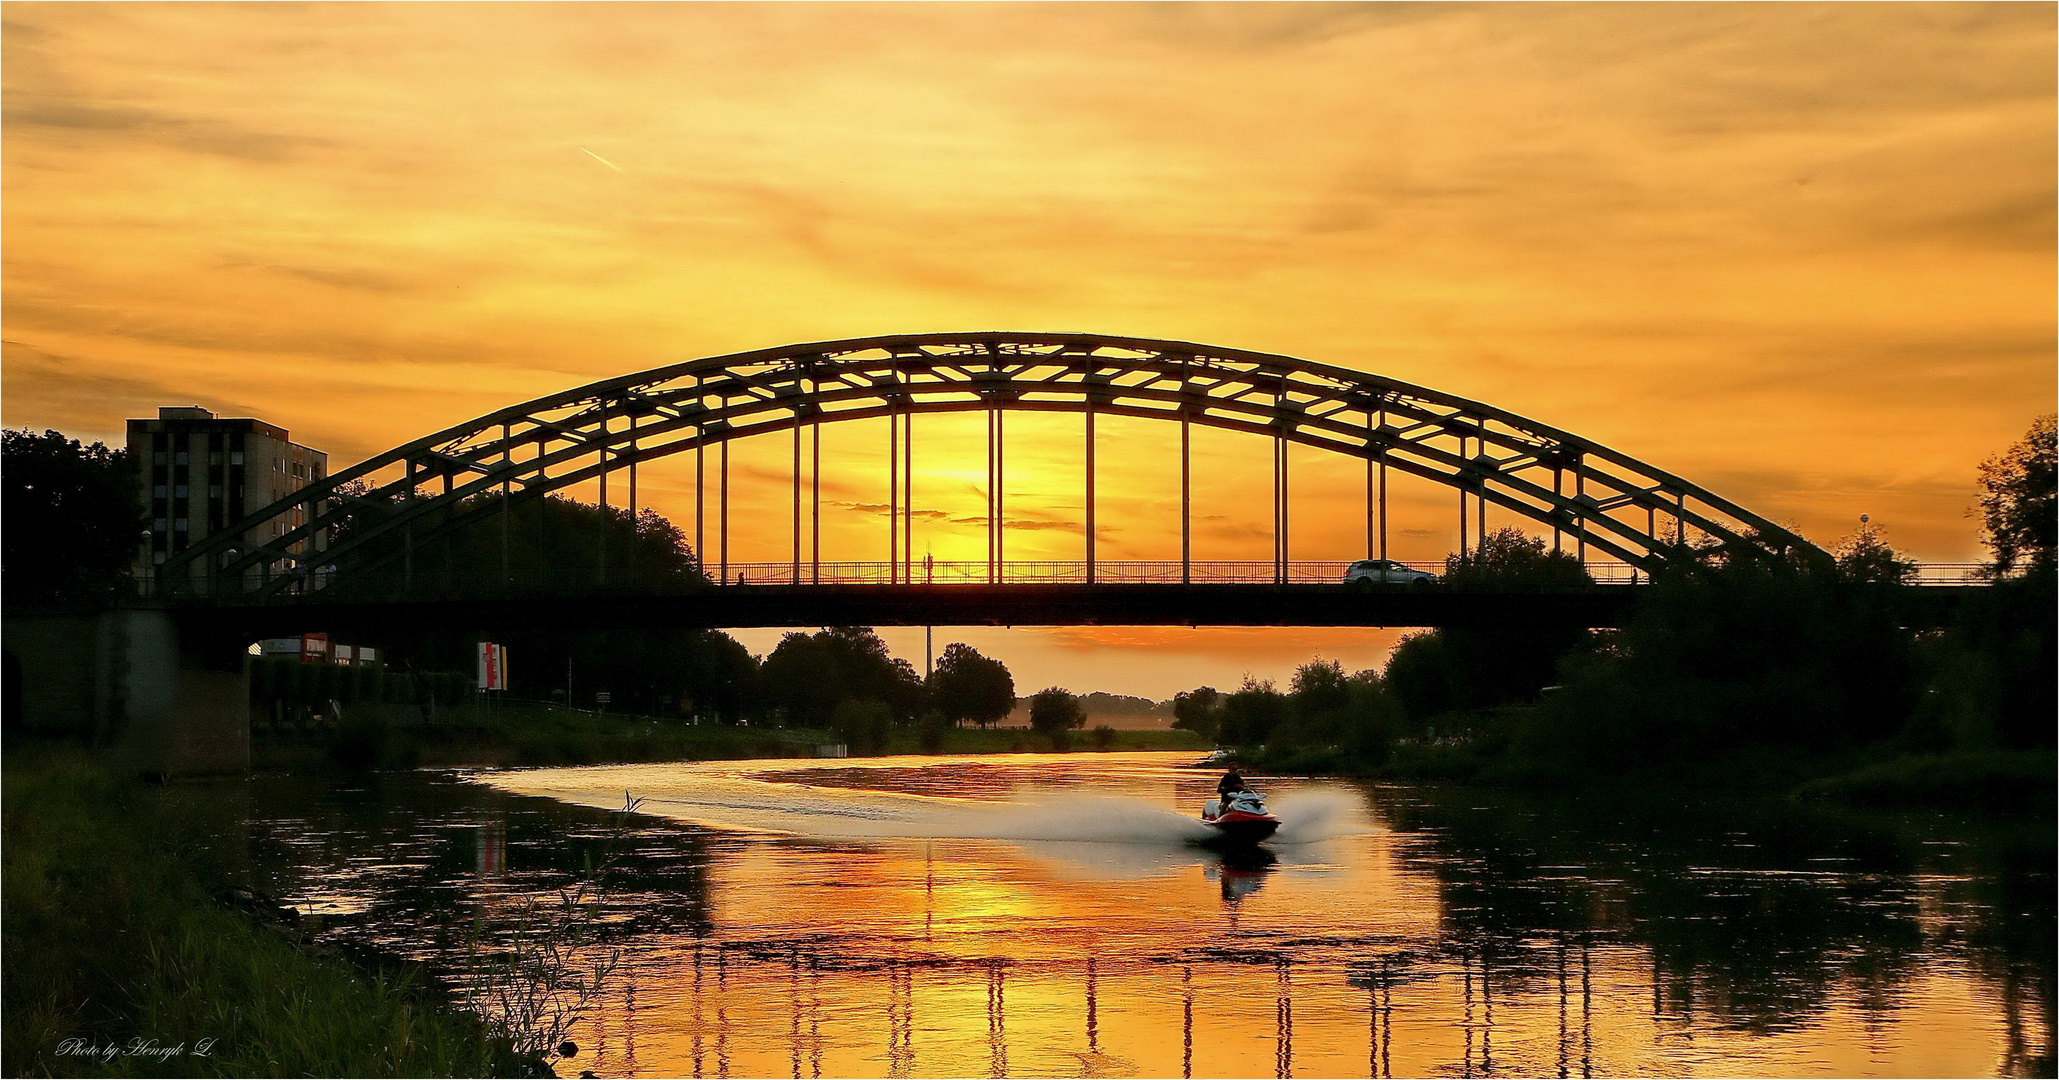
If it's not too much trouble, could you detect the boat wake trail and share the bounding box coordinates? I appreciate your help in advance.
[486,762,1218,846]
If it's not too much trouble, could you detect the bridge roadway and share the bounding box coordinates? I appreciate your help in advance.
[167,581,1979,642]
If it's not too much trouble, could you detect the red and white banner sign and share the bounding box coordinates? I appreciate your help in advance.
[477,642,507,690]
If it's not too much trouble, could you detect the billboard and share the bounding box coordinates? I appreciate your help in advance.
[477,642,508,691]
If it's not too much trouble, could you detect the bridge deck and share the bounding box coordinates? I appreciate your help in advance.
[163,581,1981,640]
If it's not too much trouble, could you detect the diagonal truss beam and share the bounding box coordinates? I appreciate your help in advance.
[157,333,1821,598]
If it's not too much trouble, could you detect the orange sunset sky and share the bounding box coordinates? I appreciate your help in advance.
[4,3,2053,698]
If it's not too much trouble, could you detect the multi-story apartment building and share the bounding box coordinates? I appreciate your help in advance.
[128,406,327,585]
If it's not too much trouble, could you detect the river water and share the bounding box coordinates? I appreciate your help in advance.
[184,752,2051,1078]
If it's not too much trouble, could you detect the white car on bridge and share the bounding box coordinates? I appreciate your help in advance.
[1343,559,1437,587]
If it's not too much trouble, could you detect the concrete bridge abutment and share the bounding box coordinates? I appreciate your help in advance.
[3,609,249,777]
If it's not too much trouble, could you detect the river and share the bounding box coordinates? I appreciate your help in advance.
[173,752,2052,1078]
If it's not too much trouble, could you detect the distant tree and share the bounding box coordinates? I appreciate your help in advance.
[1028,687,1087,748]
[928,643,1016,728]
[1976,414,2056,575]
[1172,686,1223,742]
[759,632,844,727]
[324,491,703,599]
[831,698,894,756]
[2,428,145,606]
[1833,524,1917,585]
[761,627,920,727]
[1442,527,1592,590]
[1216,678,1290,749]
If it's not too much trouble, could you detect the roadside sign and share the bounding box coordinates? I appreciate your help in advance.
[595,692,612,704]
[477,642,508,690]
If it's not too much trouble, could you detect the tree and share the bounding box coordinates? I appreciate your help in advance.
[1028,687,1086,746]
[760,627,921,728]
[1833,524,1916,585]
[1216,678,1290,749]
[927,643,1015,728]
[831,698,894,756]
[2,428,146,606]
[1381,529,1597,719]
[1172,686,1223,742]
[1976,414,2056,575]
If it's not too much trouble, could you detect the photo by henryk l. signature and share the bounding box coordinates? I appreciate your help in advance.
[55,1037,219,1066]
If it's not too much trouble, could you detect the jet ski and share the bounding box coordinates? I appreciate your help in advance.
[1200,789,1280,846]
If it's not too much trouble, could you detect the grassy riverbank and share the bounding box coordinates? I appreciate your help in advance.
[1235,733,2056,815]
[1,745,535,1077]
[266,702,1211,771]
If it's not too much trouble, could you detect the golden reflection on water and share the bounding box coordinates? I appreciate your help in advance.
[467,754,2042,1078]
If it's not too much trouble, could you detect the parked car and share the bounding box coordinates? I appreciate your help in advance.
[1343,559,1437,587]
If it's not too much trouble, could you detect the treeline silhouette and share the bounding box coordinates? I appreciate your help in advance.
[1180,416,2057,796]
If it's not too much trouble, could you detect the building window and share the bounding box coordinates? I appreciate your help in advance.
[153,452,167,466]
[209,452,221,466]
[154,485,168,499]
[175,485,189,499]
[209,485,223,499]
[230,452,244,466]
[153,552,167,565]
[176,452,189,465]
[174,518,189,532]
[154,518,168,532]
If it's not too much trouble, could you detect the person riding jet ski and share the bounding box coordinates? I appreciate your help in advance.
[1202,768,1280,845]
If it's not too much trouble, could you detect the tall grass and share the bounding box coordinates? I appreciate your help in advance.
[2,746,535,1077]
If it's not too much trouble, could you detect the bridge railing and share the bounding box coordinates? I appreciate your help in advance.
[706,560,1651,586]
[132,558,2001,599]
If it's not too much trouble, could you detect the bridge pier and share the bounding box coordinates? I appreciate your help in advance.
[3,609,249,777]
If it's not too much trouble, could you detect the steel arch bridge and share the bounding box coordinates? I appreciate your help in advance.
[154,332,1818,600]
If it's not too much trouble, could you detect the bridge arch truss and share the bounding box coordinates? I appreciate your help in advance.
[157,333,1815,598]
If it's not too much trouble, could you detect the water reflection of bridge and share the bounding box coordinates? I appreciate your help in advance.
[648,935,1611,1080]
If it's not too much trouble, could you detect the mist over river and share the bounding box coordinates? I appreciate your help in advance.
[177,752,2051,1078]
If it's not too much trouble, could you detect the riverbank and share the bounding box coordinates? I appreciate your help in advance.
[264,702,1209,771]
[1240,734,2056,815]
[1,744,539,1077]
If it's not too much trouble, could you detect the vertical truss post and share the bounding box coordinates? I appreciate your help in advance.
[598,398,609,588]
[1085,394,1097,584]
[720,439,730,584]
[992,403,1000,584]
[790,409,798,584]
[889,409,899,584]
[1478,482,1488,553]
[403,461,415,596]
[992,411,1000,580]
[1377,408,1389,562]
[694,375,705,577]
[1675,491,1686,546]
[1553,465,1563,555]
[1181,404,1191,585]
[1272,430,1283,585]
[811,415,821,585]
[904,407,915,583]
[1575,464,1586,565]
[628,413,639,582]
[501,422,512,588]
[1458,435,1469,560]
